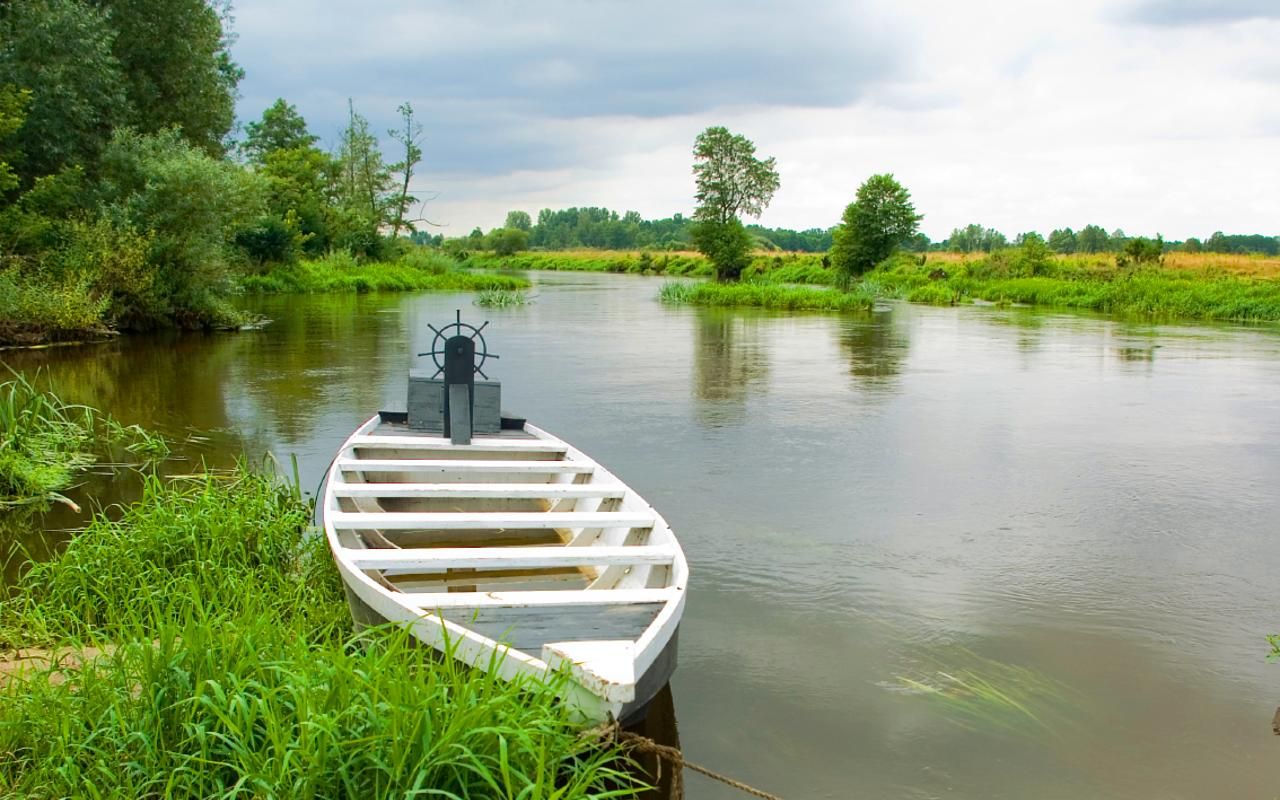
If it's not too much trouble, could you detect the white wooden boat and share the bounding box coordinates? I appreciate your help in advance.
[319,412,688,723]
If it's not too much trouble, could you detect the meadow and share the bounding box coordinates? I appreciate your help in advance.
[0,465,639,797]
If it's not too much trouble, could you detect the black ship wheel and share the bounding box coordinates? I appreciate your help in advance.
[419,309,499,379]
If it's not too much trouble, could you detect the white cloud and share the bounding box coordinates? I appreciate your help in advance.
[232,0,1280,240]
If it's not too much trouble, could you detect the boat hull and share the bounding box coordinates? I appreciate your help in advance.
[319,413,689,724]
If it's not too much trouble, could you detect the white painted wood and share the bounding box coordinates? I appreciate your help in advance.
[331,483,626,500]
[543,641,636,697]
[336,458,592,474]
[320,413,689,721]
[349,434,568,453]
[398,588,677,609]
[329,510,655,531]
[345,545,676,570]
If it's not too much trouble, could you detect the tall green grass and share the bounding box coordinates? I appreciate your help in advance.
[0,467,641,797]
[0,372,170,506]
[474,288,530,308]
[870,251,1280,322]
[659,280,875,312]
[242,251,530,294]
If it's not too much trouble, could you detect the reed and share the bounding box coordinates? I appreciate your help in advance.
[0,466,642,797]
[0,372,171,506]
[659,280,875,312]
[242,252,529,294]
[895,647,1076,738]
[474,288,530,308]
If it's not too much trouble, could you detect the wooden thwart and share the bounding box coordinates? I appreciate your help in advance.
[346,544,676,570]
[336,458,592,474]
[348,434,567,453]
[398,588,678,609]
[331,483,626,499]
[329,510,655,531]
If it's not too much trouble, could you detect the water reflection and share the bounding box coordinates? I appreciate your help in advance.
[691,308,769,426]
[835,311,909,390]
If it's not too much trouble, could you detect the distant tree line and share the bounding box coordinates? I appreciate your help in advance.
[463,208,1276,259]
[458,206,835,254]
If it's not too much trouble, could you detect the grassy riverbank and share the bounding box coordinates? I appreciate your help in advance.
[241,251,529,294]
[648,248,1280,321]
[870,252,1280,322]
[0,467,638,797]
[0,373,167,507]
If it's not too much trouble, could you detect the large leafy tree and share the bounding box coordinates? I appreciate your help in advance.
[1076,224,1110,253]
[0,0,127,184]
[504,210,531,232]
[830,173,921,281]
[241,99,318,165]
[692,126,779,225]
[691,126,779,280]
[92,0,242,155]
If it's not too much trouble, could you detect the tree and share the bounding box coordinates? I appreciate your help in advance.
[504,210,531,231]
[947,224,1006,253]
[691,216,752,281]
[829,173,922,281]
[0,0,127,184]
[0,85,30,194]
[241,99,317,165]
[692,126,779,224]
[387,101,422,239]
[1116,234,1163,268]
[691,126,779,280]
[487,227,528,256]
[98,128,264,326]
[1182,237,1202,253]
[334,99,392,256]
[92,0,242,154]
[1048,227,1077,254]
[1077,224,1110,253]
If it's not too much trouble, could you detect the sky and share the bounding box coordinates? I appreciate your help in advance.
[231,0,1280,241]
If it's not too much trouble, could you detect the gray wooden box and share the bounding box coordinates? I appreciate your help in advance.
[407,371,501,433]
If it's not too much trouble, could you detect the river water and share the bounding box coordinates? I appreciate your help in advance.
[4,271,1279,798]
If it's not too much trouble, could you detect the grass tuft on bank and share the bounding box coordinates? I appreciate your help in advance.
[0,372,168,507]
[241,251,529,294]
[0,466,640,798]
[659,280,875,312]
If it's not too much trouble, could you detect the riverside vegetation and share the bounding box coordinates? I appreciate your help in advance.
[0,372,168,507]
[0,465,639,797]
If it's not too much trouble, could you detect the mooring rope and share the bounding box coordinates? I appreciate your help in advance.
[583,722,786,800]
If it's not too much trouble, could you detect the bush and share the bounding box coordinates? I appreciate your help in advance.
[235,215,301,267]
[691,218,752,281]
[98,128,265,329]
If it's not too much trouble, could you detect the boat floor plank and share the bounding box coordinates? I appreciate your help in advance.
[435,603,665,654]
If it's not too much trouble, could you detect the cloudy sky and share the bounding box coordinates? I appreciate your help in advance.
[232,0,1279,241]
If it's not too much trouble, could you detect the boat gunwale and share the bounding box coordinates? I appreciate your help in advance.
[320,413,688,714]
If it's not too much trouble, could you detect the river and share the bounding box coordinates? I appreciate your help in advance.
[4,271,1279,798]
